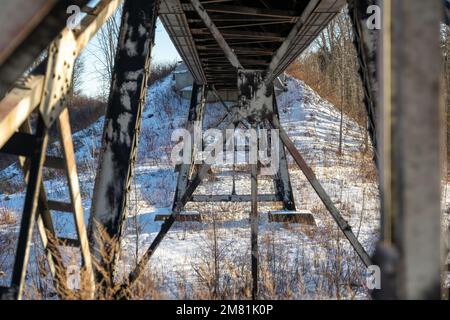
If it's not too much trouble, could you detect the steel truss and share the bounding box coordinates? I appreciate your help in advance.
[0,0,447,301]
[0,0,123,300]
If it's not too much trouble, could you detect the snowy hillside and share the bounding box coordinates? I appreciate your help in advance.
[0,73,382,299]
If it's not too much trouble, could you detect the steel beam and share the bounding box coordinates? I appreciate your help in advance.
[0,0,123,147]
[271,118,372,268]
[198,4,299,20]
[272,97,296,211]
[264,0,346,82]
[173,83,205,209]
[17,121,70,298]
[88,0,159,281]
[265,0,320,83]
[0,0,56,65]
[0,76,44,149]
[121,121,241,294]
[0,0,90,100]
[250,162,259,300]
[57,108,95,296]
[9,115,49,300]
[122,163,213,295]
[373,0,443,300]
[190,0,242,69]
[191,194,281,202]
[347,0,379,162]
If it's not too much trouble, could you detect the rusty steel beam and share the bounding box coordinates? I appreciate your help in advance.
[0,0,91,100]
[57,108,95,296]
[16,121,69,299]
[0,76,44,149]
[0,0,123,148]
[8,115,49,300]
[88,0,159,281]
[0,0,56,65]
[0,0,123,296]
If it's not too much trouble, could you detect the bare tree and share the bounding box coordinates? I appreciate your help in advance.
[88,6,122,100]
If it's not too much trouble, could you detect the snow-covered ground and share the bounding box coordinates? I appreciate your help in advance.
[1,72,439,299]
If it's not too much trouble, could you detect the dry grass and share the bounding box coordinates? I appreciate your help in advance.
[0,206,16,226]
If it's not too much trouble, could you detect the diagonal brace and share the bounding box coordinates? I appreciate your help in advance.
[269,118,372,267]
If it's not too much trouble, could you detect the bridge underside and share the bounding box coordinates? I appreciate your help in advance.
[0,0,445,301]
[160,0,345,89]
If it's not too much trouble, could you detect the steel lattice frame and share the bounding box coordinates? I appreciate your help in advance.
[0,0,447,300]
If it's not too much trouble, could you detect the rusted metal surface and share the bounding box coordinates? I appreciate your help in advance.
[88,0,159,280]
[9,115,49,300]
[40,0,124,127]
[57,107,95,296]
[265,0,346,82]
[0,0,90,100]
[0,0,56,66]
[0,76,44,149]
[0,0,124,300]
[17,120,69,298]
[0,0,123,148]
[1,109,96,300]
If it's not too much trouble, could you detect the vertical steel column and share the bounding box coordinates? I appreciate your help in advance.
[10,115,49,299]
[347,0,379,162]
[250,161,259,300]
[88,0,159,278]
[272,95,296,211]
[188,85,208,180]
[374,0,443,299]
[173,83,206,209]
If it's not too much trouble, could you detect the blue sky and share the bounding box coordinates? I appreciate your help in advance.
[80,19,181,97]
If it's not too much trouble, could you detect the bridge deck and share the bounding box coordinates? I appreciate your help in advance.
[160,0,345,89]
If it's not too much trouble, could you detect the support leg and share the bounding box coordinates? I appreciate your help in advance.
[271,97,296,211]
[10,115,49,299]
[374,0,443,300]
[88,0,159,282]
[250,162,259,300]
[18,121,69,298]
[173,83,202,208]
[271,119,372,267]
